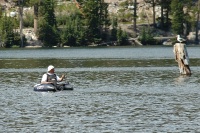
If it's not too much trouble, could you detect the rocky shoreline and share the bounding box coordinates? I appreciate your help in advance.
[0,0,199,47]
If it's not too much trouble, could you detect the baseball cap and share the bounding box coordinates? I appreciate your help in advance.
[47,65,54,72]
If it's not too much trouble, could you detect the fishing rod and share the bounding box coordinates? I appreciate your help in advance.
[61,67,74,82]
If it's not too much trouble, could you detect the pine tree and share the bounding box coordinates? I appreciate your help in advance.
[145,0,171,29]
[60,15,86,46]
[82,0,109,44]
[111,17,118,41]
[0,16,16,48]
[38,0,59,47]
[171,0,185,34]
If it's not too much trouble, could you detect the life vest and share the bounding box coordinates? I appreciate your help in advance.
[47,73,57,85]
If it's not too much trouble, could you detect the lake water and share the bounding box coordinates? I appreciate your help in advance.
[0,47,200,132]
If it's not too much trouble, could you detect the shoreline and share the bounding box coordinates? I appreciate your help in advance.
[1,44,200,49]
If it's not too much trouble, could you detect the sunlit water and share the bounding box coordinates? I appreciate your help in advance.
[0,47,200,132]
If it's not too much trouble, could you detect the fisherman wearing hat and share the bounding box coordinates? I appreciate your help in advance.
[41,65,65,85]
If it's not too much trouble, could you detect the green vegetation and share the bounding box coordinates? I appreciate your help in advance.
[0,15,20,48]
[0,0,200,47]
[171,0,185,34]
[38,0,59,47]
[139,27,155,45]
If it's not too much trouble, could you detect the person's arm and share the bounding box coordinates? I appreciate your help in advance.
[57,75,65,82]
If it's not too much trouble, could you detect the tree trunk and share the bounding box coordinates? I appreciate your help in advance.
[195,0,200,44]
[160,3,164,29]
[34,4,38,36]
[152,0,156,27]
[19,2,23,47]
[133,0,137,31]
[173,43,191,75]
[166,8,169,27]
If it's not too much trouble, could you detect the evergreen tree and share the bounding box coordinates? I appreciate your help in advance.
[117,27,128,45]
[194,0,200,43]
[38,0,59,47]
[171,0,184,34]
[158,0,171,29]
[0,16,18,48]
[82,0,101,43]
[82,0,109,44]
[60,16,86,46]
[111,17,118,41]
[144,0,156,26]
[145,0,171,29]
[139,27,155,45]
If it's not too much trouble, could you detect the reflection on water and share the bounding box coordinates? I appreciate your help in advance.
[174,75,191,84]
[0,47,200,132]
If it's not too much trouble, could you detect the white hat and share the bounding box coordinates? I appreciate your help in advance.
[47,65,54,72]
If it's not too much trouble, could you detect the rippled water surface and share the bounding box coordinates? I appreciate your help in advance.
[0,47,200,132]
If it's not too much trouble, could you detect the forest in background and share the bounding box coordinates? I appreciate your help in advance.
[0,0,200,48]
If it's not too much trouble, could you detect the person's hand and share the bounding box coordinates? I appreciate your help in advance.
[61,75,65,79]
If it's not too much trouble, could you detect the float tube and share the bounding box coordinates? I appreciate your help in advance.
[34,82,73,92]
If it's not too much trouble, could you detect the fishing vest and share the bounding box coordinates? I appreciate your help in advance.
[47,73,57,85]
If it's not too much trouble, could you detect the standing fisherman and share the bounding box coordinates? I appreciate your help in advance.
[173,41,191,75]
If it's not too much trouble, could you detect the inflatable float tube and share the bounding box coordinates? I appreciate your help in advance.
[34,83,73,92]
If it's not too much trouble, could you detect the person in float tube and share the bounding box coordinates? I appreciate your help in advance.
[41,65,65,85]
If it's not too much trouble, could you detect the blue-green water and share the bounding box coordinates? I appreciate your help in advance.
[0,47,200,132]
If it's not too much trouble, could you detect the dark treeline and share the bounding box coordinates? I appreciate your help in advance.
[0,0,200,48]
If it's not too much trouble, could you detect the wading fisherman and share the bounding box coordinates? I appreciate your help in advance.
[41,65,65,85]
